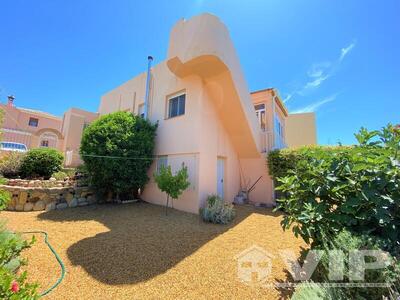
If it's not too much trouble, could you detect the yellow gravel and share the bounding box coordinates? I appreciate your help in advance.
[1,202,306,299]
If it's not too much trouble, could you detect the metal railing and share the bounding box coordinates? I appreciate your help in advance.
[260,130,287,153]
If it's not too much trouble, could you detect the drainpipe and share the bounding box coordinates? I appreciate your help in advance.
[272,90,277,149]
[143,56,153,119]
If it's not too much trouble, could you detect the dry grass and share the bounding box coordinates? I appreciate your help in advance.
[1,202,306,299]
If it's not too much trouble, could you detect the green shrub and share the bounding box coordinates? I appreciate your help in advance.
[20,148,63,179]
[0,267,39,300]
[200,195,236,224]
[80,111,157,198]
[52,171,68,181]
[291,282,342,300]
[311,229,400,300]
[275,124,400,246]
[0,152,25,178]
[0,190,10,211]
[0,223,38,299]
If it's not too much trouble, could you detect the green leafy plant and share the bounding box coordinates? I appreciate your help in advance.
[80,111,157,200]
[308,229,400,300]
[154,164,190,215]
[200,194,236,224]
[20,148,63,179]
[0,267,39,300]
[51,171,68,181]
[0,190,11,211]
[0,223,38,299]
[0,152,25,178]
[275,124,400,246]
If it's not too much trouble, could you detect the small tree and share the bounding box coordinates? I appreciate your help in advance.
[154,164,190,215]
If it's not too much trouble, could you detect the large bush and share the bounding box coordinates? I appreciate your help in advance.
[200,195,236,224]
[20,148,63,179]
[0,152,25,178]
[80,111,157,199]
[275,125,400,246]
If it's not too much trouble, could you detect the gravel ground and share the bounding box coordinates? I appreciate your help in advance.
[1,202,306,299]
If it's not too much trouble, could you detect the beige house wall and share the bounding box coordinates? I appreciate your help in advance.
[99,14,277,214]
[285,113,317,148]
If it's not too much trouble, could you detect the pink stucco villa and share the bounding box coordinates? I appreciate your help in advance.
[0,13,316,213]
[98,13,316,213]
[0,96,98,166]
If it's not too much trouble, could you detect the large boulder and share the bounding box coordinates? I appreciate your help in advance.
[23,202,34,212]
[33,200,45,211]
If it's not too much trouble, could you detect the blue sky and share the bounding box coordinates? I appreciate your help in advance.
[0,0,399,145]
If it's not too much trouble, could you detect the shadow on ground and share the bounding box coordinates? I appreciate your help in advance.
[38,202,280,286]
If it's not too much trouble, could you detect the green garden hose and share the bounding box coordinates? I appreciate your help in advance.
[21,231,66,297]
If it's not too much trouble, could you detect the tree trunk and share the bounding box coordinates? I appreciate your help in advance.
[166,194,169,216]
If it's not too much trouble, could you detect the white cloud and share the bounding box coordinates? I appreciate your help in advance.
[285,41,356,101]
[291,94,337,113]
[339,41,356,61]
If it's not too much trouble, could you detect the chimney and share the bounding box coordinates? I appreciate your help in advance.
[143,56,153,119]
[7,95,15,107]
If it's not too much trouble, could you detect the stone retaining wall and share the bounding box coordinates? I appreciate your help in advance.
[2,182,96,212]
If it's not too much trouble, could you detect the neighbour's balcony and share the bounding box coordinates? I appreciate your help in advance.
[260,130,287,153]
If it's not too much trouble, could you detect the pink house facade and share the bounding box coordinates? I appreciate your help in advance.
[99,14,316,213]
[0,96,98,167]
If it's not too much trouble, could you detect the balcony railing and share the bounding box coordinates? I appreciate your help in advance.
[260,130,287,153]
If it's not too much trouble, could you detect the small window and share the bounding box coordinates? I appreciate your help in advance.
[28,117,39,127]
[156,155,168,174]
[168,94,185,118]
[41,140,49,147]
[138,104,145,118]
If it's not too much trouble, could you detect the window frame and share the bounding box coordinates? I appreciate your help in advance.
[28,117,39,127]
[166,92,186,119]
[156,155,168,174]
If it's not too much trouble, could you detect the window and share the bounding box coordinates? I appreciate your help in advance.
[156,155,168,174]
[254,103,266,131]
[28,117,39,127]
[41,140,49,147]
[138,104,145,118]
[83,122,90,130]
[167,93,185,118]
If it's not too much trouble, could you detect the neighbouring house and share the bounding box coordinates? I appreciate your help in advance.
[0,95,98,166]
[99,13,316,213]
[285,112,317,148]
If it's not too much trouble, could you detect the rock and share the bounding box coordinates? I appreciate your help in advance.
[45,202,56,211]
[49,177,56,182]
[69,198,78,208]
[78,201,88,207]
[18,191,28,205]
[33,200,45,211]
[24,202,34,211]
[87,195,96,204]
[78,197,87,204]
[234,195,246,205]
[65,193,74,202]
[15,204,24,211]
[56,203,68,210]
[28,181,35,187]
